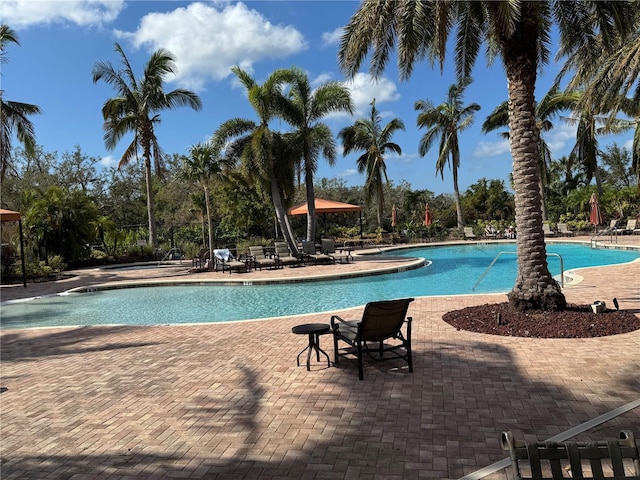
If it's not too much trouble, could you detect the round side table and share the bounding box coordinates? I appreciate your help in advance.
[292,323,331,371]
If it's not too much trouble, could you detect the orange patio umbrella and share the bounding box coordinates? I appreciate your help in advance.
[288,198,363,239]
[424,203,432,226]
[391,204,397,229]
[589,193,603,232]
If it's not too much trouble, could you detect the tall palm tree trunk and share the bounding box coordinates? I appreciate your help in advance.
[304,161,316,242]
[538,176,547,221]
[203,184,214,270]
[270,176,298,254]
[376,181,384,227]
[141,131,157,249]
[452,147,464,227]
[143,155,157,249]
[504,35,566,311]
[594,167,604,197]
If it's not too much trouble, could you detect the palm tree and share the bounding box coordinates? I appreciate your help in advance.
[617,98,640,187]
[482,87,578,219]
[213,66,299,254]
[1,24,42,182]
[338,99,404,227]
[92,42,202,248]
[561,92,635,196]
[415,81,479,228]
[180,143,230,269]
[280,67,353,241]
[559,17,640,115]
[339,0,636,311]
[559,22,640,186]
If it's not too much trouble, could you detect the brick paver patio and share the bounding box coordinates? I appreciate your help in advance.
[1,237,639,479]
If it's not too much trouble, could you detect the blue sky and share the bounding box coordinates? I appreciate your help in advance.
[2,0,634,196]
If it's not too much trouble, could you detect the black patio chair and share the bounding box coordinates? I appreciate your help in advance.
[331,297,414,380]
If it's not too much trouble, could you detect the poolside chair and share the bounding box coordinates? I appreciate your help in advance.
[213,248,247,274]
[331,298,414,380]
[614,218,637,235]
[248,246,280,270]
[542,223,555,236]
[626,218,637,234]
[483,224,498,238]
[557,223,574,237]
[274,241,303,267]
[321,239,352,264]
[301,241,333,265]
[463,227,476,240]
[603,219,618,234]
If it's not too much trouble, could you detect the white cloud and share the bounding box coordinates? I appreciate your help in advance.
[546,123,577,156]
[311,73,334,89]
[99,155,118,169]
[345,73,401,115]
[473,140,511,158]
[338,168,358,179]
[115,2,307,91]
[624,138,634,151]
[473,124,578,159]
[316,72,400,120]
[386,151,419,165]
[0,0,124,28]
[321,27,343,47]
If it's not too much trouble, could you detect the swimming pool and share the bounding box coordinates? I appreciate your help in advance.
[1,243,638,329]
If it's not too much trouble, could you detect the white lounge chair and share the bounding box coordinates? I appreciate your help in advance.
[557,223,574,237]
[542,224,555,236]
[213,249,247,274]
[463,227,476,240]
[615,219,637,235]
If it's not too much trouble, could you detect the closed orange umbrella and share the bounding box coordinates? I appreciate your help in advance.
[424,203,432,226]
[391,204,397,228]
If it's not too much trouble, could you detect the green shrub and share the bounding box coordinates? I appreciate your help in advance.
[14,255,67,279]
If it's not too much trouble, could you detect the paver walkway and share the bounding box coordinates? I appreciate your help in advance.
[1,237,639,479]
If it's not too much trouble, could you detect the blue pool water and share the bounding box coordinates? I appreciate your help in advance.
[1,243,637,329]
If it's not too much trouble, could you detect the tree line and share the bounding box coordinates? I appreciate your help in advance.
[2,2,640,312]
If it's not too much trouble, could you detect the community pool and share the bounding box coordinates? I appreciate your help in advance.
[1,243,638,329]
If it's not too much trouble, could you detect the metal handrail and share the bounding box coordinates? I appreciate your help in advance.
[590,228,617,248]
[472,251,564,291]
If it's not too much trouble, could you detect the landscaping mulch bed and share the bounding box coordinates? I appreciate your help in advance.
[443,302,640,338]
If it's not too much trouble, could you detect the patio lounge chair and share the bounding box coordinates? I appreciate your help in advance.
[484,224,498,238]
[274,242,303,267]
[213,249,247,274]
[321,239,352,263]
[248,246,280,270]
[464,227,476,240]
[557,223,574,237]
[542,224,555,236]
[603,219,618,233]
[331,297,414,380]
[301,241,332,265]
[614,218,637,235]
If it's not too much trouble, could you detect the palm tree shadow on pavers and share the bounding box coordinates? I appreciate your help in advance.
[0,326,162,363]
[2,324,637,479]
